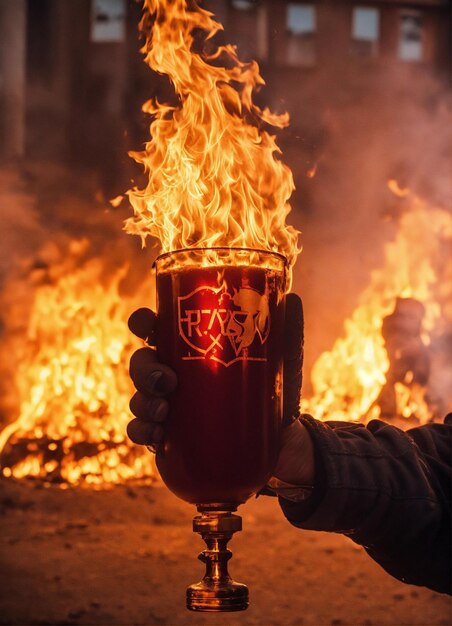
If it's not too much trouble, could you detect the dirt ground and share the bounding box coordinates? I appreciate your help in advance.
[1,478,450,626]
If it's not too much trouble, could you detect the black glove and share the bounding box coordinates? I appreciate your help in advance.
[282,293,304,426]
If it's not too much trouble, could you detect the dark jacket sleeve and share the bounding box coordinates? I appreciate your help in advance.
[278,414,452,595]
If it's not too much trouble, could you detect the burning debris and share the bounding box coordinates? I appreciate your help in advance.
[378,297,431,420]
[302,182,452,424]
[0,240,155,485]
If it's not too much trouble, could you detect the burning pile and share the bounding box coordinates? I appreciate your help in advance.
[302,181,452,424]
[0,241,155,485]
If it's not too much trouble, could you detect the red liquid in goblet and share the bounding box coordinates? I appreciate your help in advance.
[155,251,286,507]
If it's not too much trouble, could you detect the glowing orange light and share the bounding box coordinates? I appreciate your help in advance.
[125,0,301,286]
[0,248,156,485]
[302,184,452,424]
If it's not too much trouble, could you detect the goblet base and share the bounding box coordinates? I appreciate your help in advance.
[187,580,249,612]
[186,509,249,612]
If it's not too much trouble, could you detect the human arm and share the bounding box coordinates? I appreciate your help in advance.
[279,414,452,595]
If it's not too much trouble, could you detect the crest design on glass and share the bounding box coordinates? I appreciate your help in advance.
[178,284,270,366]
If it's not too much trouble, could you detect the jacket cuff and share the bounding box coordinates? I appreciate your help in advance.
[278,414,415,539]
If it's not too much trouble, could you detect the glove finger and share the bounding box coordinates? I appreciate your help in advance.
[127,418,164,446]
[129,347,178,397]
[283,293,304,425]
[128,308,157,343]
[129,392,169,423]
[284,293,304,363]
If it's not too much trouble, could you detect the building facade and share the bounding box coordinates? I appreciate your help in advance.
[219,0,451,77]
[0,0,450,167]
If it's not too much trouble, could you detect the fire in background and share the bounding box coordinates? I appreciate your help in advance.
[1,183,449,485]
[0,240,155,486]
[302,182,452,424]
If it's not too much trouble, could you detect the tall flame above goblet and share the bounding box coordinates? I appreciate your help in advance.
[155,247,287,611]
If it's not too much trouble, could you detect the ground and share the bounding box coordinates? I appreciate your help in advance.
[1,478,450,626]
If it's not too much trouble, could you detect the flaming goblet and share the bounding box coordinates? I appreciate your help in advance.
[154,247,287,611]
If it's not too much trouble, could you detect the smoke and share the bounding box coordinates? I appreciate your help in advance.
[0,168,41,280]
[265,62,452,409]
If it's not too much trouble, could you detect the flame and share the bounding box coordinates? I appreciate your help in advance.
[306,165,317,179]
[124,0,300,284]
[302,185,452,424]
[0,247,156,486]
[394,382,433,423]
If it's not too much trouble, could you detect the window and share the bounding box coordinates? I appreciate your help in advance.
[398,11,423,62]
[351,7,379,58]
[229,1,268,61]
[91,0,126,43]
[286,3,316,67]
[231,0,258,9]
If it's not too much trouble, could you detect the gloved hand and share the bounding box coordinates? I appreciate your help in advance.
[127,293,314,487]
